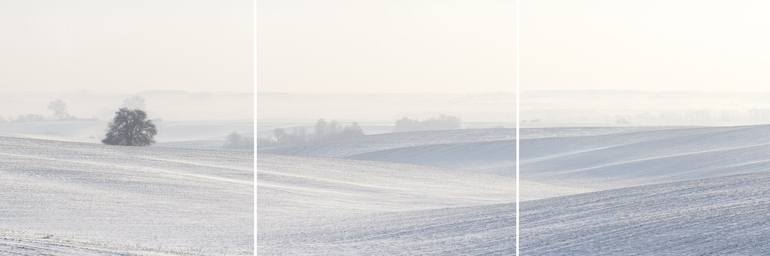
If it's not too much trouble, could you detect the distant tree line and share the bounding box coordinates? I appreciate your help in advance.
[312,119,364,141]
[393,114,461,132]
[259,119,364,147]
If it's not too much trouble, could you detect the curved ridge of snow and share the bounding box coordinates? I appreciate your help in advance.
[521,125,770,191]
[259,126,687,159]
[257,154,517,231]
[345,126,758,169]
[345,125,770,198]
[347,140,514,171]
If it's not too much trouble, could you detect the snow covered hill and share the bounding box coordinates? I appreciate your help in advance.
[258,202,516,256]
[257,154,515,232]
[260,170,770,255]
[521,125,770,194]
[521,171,770,255]
[348,140,514,173]
[258,125,770,255]
[0,136,253,256]
[320,125,770,199]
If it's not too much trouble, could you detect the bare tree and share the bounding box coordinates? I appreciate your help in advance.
[122,95,146,110]
[224,131,254,149]
[226,132,244,148]
[48,99,72,120]
[273,128,288,143]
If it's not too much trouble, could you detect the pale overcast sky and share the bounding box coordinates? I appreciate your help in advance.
[258,0,516,94]
[261,0,770,94]
[522,0,770,92]
[0,0,253,94]
[8,1,769,95]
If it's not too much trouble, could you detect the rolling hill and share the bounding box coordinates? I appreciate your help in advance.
[0,136,253,255]
[258,125,770,255]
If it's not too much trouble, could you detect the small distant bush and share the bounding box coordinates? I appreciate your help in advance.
[48,99,73,120]
[224,132,254,149]
[257,137,276,147]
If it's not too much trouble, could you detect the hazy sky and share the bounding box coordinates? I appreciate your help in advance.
[0,0,253,94]
[261,0,770,94]
[258,0,516,94]
[522,0,770,92]
[11,1,769,95]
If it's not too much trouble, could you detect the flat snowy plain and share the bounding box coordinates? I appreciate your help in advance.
[259,125,770,255]
[0,136,253,255]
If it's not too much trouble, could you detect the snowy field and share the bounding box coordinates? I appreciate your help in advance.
[0,136,253,256]
[259,125,770,255]
[521,171,770,255]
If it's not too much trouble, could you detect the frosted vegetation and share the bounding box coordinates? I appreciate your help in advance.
[258,119,364,147]
[258,114,462,148]
[102,108,158,147]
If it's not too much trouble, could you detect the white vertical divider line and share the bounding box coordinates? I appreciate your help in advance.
[253,0,259,253]
[515,0,521,255]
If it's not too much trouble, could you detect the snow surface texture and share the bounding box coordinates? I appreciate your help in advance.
[261,171,770,255]
[0,136,253,256]
[258,155,516,232]
[259,125,770,255]
[521,171,770,255]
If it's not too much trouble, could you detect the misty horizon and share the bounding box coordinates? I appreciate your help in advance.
[0,90,252,122]
[257,90,770,128]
